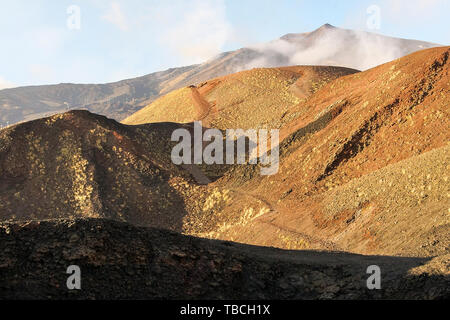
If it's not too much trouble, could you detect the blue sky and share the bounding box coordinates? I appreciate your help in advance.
[0,0,448,88]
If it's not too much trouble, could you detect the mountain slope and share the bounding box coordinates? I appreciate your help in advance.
[0,110,201,230]
[0,47,448,261]
[122,66,360,128]
[0,24,440,127]
[189,46,450,258]
[0,66,196,127]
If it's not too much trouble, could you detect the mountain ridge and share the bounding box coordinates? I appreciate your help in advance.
[1,46,448,259]
[0,46,448,299]
[0,24,441,127]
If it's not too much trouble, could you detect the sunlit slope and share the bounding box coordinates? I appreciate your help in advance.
[0,48,448,261]
[183,47,450,257]
[122,66,359,129]
[202,145,449,257]
[122,87,197,125]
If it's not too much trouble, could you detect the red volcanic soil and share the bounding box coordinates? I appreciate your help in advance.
[182,47,450,259]
[1,47,449,260]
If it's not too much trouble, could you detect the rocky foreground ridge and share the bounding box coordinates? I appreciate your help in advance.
[0,219,448,300]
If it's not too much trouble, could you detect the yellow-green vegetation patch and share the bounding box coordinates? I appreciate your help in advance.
[57,129,97,217]
[124,87,196,125]
[206,69,301,129]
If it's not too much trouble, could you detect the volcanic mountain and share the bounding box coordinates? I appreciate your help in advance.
[0,24,440,128]
[119,46,450,257]
[1,45,449,253]
[0,46,449,299]
[123,65,360,128]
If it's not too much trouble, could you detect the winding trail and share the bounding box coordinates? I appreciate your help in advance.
[189,86,219,126]
[183,85,339,251]
[229,189,341,251]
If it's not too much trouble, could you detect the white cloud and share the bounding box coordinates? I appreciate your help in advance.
[387,0,445,18]
[236,26,437,72]
[289,29,405,70]
[0,76,15,90]
[102,1,128,31]
[156,0,233,64]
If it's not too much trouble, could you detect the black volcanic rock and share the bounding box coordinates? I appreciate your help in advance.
[0,218,448,300]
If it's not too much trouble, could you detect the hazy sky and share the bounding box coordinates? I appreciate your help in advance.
[0,0,448,88]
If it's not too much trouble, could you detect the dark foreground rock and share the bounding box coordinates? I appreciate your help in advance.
[0,218,448,300]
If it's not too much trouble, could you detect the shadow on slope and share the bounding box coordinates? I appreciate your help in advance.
[0,218,447,300]
[0,110,196,232]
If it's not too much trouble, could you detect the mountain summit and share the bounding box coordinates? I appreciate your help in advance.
[0,25,441,127]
